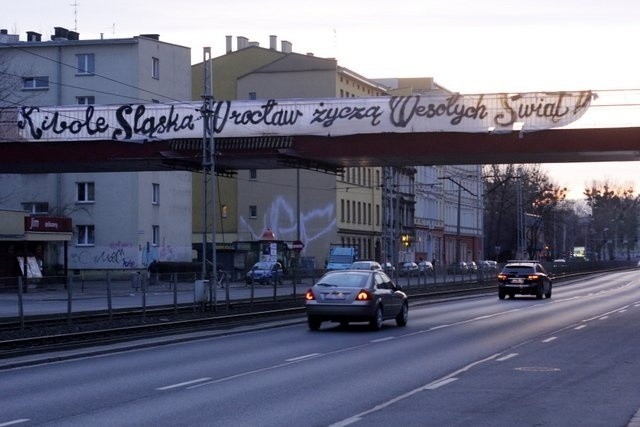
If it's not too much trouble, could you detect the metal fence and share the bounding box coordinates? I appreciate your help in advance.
[1,260,636,327]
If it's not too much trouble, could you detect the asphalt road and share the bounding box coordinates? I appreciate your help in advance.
[1,270,639,426]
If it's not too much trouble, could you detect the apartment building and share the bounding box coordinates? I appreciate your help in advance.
[0,27,193,273]
[191,36,389,271]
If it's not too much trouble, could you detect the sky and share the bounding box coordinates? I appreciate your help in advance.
[4,0,640,199]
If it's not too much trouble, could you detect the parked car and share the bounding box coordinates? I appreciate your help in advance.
[418,260,434,275]
[467,261,478,272]
[447,261,468,274]
[381,262,395,275]
[497,261,552,300]
[245,261,284,285]
[399,261,419,276]
[349,260,382,271]
[304,269,408,330]
[552,258,568,274]
[479,260,498,271]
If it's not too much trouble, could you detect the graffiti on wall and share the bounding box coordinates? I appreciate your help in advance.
[239,196,336,254]
[69,241,188,269]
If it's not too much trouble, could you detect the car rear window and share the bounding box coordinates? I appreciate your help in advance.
[503,266,535,275]
[320,272,369,288]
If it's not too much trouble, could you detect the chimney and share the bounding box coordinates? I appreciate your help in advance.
[226,35,232,53]
[0,29,19,43]
[237,36,248,50]
[27,31,42,42]
[269,35,277,50]
[281,40,292,53]
[67,31,79,40]
[52,26,69,40]
[139,34,160,40]
[248,41,259,47]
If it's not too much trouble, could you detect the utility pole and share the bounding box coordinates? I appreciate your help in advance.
[201,47,216,305]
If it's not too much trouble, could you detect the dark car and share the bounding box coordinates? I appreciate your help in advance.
[497,261,552,300]
[245,261,284,285]
[304,270,408,331]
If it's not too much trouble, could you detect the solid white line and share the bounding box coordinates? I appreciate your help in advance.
[156,377,211,391]
[286,353,321,362]
[542,337,557,343]
[425,378,458,390]
[0,420,30,427]
[371,337,395,343]
[329,353,501,427]
[497,353,518,362]
[599,316,609,320]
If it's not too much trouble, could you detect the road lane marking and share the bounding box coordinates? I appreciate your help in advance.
[156,377,211,391]
[0,420,30,427]
[497,353,518,362]
[329,353,501,427]
[574,325,587,330]
[599,316,609,320]
[425,378,458,390]
[542,337,557,343]
[286,353,321,362]
[371,337,395,343]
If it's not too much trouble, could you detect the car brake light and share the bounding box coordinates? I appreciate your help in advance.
[356,290,372,301]
[528,274,540,280]
[497,273,507,280]
[305,289,315,301]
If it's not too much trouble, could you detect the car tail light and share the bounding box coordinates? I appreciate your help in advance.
[305,289,316,301]
[356,289,372,301]
[527,274,540,281]
[497,273,507,280]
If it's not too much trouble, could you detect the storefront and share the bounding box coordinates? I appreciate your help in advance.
[0,210,72,283]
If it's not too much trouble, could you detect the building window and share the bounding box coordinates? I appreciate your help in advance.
[22,202,48,215]
[340,199,345,222]
[76,182,95,203]
[152,57,160,79]
[249,169,257,180]
[152,183,160,205]
[76,225,95,246]
[221,204,228,218]
[249,205,257,218]
[152,225,159,246]
[249,92,256,100]
[77,96,95,105]
[346,200,350,223]
[76,53,95,75]
[22,76,49,90]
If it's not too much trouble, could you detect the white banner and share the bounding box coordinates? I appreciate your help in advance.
[16,91,593,142]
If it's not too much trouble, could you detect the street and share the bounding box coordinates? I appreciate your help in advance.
[1,270,639,426]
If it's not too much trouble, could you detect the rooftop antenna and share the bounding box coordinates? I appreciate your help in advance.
[70,0,79,32]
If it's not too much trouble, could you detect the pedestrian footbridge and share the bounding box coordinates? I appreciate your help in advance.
[1,89,639,173]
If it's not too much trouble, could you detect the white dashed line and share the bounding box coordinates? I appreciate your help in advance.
[286,353,321,362]
[156,377,211,391]
[574,325,587,330]
[542,337,557,343]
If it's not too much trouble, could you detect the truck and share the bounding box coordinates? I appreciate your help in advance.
[326,246,359,271]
